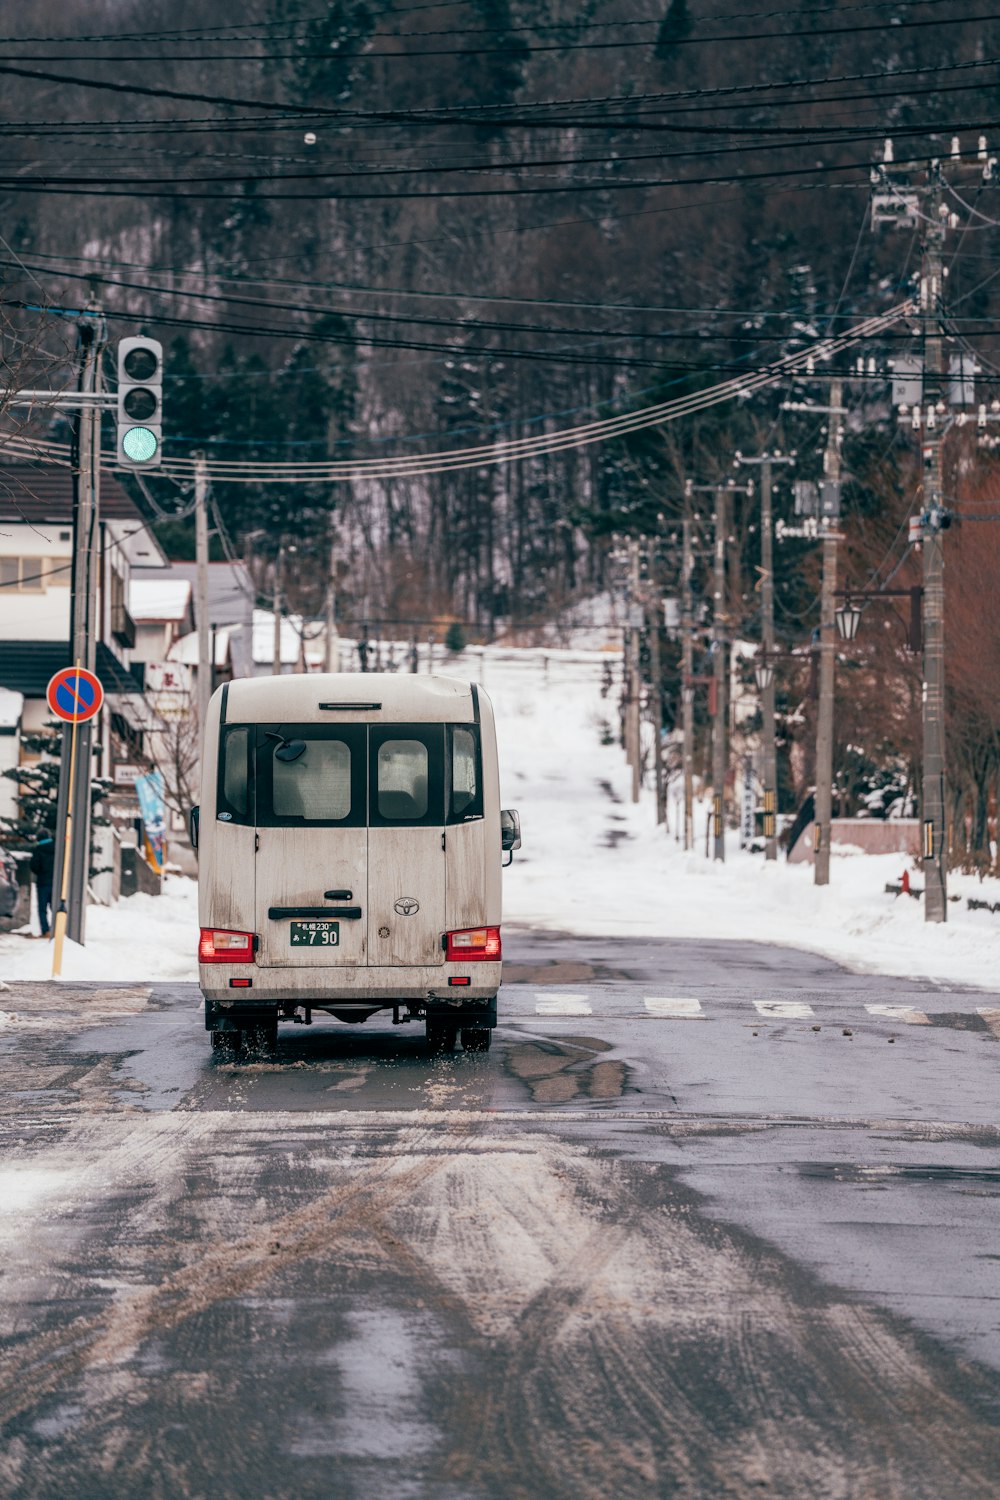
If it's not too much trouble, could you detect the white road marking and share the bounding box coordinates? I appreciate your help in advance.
[753,1000,815,1019]
[865,1004,930,1024]
[643,997,704,1018]
[534,992,593,1016]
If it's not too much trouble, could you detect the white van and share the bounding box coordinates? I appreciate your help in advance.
[191,673,520,1055]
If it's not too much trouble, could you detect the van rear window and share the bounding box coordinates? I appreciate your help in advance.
[377,739,429,820]
[256,725,366,828]
[274,739,352,821]
[219,722,483,828]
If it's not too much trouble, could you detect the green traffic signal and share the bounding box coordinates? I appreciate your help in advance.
[122,426,159,463]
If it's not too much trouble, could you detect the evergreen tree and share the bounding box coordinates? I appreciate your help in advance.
[655,0,694,63]
[445,621,467,654]
[0,722,112,876]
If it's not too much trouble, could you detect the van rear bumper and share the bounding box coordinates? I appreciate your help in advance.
[200,961,501,1005]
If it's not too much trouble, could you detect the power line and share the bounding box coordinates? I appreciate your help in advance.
[2,54,996,140]
[6,6,990,64]
[0,303,914,483]
[0,0,958,48]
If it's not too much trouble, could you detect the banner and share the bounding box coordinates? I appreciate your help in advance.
[134,770,166,874]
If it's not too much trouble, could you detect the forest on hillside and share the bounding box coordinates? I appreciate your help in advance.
[3,0,1000,863]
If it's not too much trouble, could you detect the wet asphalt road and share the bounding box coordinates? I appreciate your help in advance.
[1,929,1000,1499]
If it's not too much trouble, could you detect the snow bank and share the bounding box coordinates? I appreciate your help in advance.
[2,645,999,991]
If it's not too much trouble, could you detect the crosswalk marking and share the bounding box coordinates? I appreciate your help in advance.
[534,992,593,1017]
[753,1000,815,1019]
[644,997,704,1018]
[516,992,999,1030]
[865,1004,930,1025]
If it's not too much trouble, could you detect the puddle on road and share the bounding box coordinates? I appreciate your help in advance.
[503,960,633,985]
[799,1162,1000,1187]
[505,1034,630,1104]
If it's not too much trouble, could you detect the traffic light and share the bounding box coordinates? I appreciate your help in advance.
[116,336,162,468]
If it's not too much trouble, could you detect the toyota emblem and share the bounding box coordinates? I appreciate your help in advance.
[394,896,420,916]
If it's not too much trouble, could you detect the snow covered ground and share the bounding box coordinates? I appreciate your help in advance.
[2,645,1000,992]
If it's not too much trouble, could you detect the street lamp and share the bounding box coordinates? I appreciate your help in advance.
[834,599,863,641]
[754,661,774,691]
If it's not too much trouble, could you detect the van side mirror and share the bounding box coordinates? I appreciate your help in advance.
[189,805,200,850]
[501,808,521,865]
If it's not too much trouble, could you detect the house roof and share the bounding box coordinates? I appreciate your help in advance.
[0,641,144,697]
[130,577,192,623]
[0,464,144,523]
[132,561,255,629]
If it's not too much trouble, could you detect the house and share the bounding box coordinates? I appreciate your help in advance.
[129,576,194,663]
[0,464,167,896]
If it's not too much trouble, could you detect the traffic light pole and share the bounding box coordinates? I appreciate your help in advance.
[53,303,105,956]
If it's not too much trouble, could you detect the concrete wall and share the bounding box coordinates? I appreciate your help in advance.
[789,818,921,863]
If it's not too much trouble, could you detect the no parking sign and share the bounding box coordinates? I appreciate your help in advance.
[46,666,104,724]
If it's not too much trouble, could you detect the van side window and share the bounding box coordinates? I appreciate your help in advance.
[274,739,352,821]
[450,726,482,821]
[219,726,252,822]
[377,739,428,820]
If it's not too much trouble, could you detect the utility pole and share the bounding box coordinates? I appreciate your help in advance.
[324,525,339,673]
[53,298,104,951]
[814,376,844,886]
[681,496,695,851]
[735,451,794,861]
[648,589,665,824]
[272,543,284,676]
[920,180,948,922]
[627,537,642,804]
[194,453,212,743]
[711,486,729,861]
[759,457,779,863]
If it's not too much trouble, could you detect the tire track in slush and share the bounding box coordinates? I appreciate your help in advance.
[4,1118,1000,1498]
[0,1115,463,1435]
[390,1147,1000,1500]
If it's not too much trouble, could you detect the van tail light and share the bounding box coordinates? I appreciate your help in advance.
[199,927,256,964]
[445,926,501,962]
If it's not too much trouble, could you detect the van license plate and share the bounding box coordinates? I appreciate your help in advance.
[290,920,340,947]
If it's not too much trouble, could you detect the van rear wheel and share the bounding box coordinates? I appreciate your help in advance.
[461,1028,492,1053]
[426,1019,457,1055]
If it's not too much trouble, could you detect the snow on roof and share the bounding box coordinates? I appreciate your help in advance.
[168,627,232,667]
[0,687,24,729]
[130,578,192,622]
[251,608,313,666]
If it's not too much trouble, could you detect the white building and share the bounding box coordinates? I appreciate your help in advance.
[0,464,167,894]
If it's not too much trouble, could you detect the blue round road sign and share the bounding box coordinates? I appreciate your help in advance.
[46,667,104,724]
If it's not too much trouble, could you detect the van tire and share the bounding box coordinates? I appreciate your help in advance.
[426,1020,457,1055]
[461,1028,491,1053]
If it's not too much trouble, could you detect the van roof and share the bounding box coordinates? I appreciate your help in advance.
[221,672,480,724]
